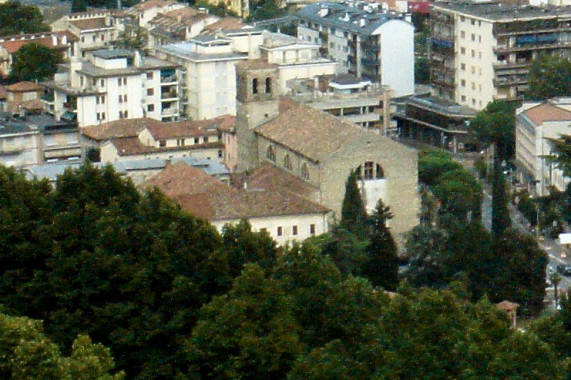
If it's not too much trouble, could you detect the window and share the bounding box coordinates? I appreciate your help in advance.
[194,137,199,144]
[147,72,153,80]
[100,79,104,87]
[292,225,298,236]
[266,145,276,162]
[460,16,465,22]
[471,82,476,90]
[93,78,97,86]
[478,52,482,59]
[277,226,283,236]
[479,35,482,42]
[471,33,475,41]
[147,104,154,112]
[124,111,128,118]
[96,96,100,104]
[461,47,466,54]
[159,140,166,147]
[364,161,375,179]
[119,111,123,118]
[357,161,384,180]
[471,66,476,74]
[472,99,476,106]
[265,77,271,94]
[147,88,154,96]
[218,150,223,158]
[252,78,258,94]
[284,154,292,170]
[301,163,309,180]
[471,49,475,58]
[310,224,316,235]
[118,78,122,86]
[461,63,466,71]
[124,94,128,102]
[119,95,123,103]
[101,96,105,104]
[123,78,127,85]
[471,19,475,25]
[460,31,465,38]
[461,79,466,87]
[204,136,209,143]
[177,138,185,146]
[461,95,466,102]
[101,112,105,120]
[97,112,101,120]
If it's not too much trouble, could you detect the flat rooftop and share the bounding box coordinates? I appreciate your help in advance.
[433,2,571,21]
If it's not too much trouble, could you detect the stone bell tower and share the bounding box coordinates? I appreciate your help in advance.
[235,60,279,172]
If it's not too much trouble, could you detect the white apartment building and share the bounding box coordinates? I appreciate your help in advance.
[43,49,181,127]
[430,2,571,110]
[155,35,248,120]
[296,2,414,97]
[515,98,571,197]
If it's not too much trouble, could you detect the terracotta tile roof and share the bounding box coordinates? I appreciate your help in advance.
[5,81,43,93]
[524,102,571,125]
[110,136,223,156]
[141,162,329,221]
[164,7,200,18]
[146,115,235,140]
[255,104,362,162]
[69,17,109,30]
[0,32,73,54]
[20,98,44,110]
[134,0,179,11]
[245,163,319,200]
[279,96,301,113]
[81,118,159,141]
[203,17,243,32]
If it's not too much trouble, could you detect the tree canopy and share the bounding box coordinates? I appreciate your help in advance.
[527,54,571,100]
[9,43,63,82]
[0,1,49,36]
[340,169,368,237]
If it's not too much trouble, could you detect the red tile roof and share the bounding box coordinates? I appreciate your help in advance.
[109,136,223,156]
[141,162,329,221]
[0,32,74,54]
[245,163,319,201]
[81,118,155,141]
[203,17,243,32]
[524,102,571,126]
[146,115,235,140]
[5,81,43,93]
[69,17,109,30]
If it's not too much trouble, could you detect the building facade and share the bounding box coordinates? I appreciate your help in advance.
[430,2,571,110]
[296,2,414,97]
[43,49,181,127]
[515,98,571,197]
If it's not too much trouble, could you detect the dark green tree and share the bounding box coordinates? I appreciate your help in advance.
[491,163,512,237]
[340,169,367,236]
[547,134,571,223]
[247,0,285,21]
[470,100,519,165]
[0,1,49,36]
[362,199,398,290]
[71,0,88,12]
[317,227,368,276]
[404,224,449,288]
[9,43,63,82]
[527,54,571,100]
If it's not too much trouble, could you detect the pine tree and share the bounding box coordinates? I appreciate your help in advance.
[491,163,512,237]
[362,199,399,290]
[340,170,367,236]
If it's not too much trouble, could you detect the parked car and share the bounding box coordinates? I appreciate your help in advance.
[556,264,571,276]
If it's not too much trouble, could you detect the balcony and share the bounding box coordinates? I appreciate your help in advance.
[161,91,178,100]
[493,76,527,87]
[161,108,179,117]
[160,75,177,84]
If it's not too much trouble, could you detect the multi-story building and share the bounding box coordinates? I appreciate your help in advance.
[430,2,571,110]
[0,31,75,78]
[155,35,249,120]
[51,11,122,55]
[296,2,414,97]
[42,48,181,127]
[515,97,571,197]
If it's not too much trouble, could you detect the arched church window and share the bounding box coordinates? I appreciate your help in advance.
[301,163,309,180]
[266,145,276,162]
[253,78,258,94]
[356,161,385,180]
[284,154,292,170]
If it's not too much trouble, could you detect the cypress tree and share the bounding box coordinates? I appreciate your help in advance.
[340,169,367,236]
[491,163,512,237]
[363,199,399,290]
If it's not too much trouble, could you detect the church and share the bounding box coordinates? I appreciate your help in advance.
[234,60,419,243]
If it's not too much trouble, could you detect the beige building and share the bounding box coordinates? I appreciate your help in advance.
[430,2,571,110]
[141,162,330,244]
[515,98,571,197]
[81,116,234,163]
[236,61,419,244]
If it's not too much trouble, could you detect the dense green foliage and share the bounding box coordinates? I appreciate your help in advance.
[0,164,560,377]
[340,169,368,237]
[527,55,571,100]
[0,1,49,36]
[0,312,123,379]
[470,100,519,164]
[491,163,512,236]
[247,0,286,21]
[9,43,63,82]
[418,150,482,222]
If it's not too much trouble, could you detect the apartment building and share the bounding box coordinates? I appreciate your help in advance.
[296,2,414,97]
[51,11,122,55]
[155,35,249,120]
[515,97,571,197]
[430,2,571,110]
[42,49,181,127]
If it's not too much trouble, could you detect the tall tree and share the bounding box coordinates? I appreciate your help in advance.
[9,43,63,82]
[547,134,571,223]
[0,1,49,36]
[362,199,399,290]
[340,169,367,236]
[491,163,512,237]
[470,100,519,165]
[527,54,571,100]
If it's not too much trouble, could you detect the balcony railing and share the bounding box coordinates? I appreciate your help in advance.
[161,91,178,100]
[160,75,177,83]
